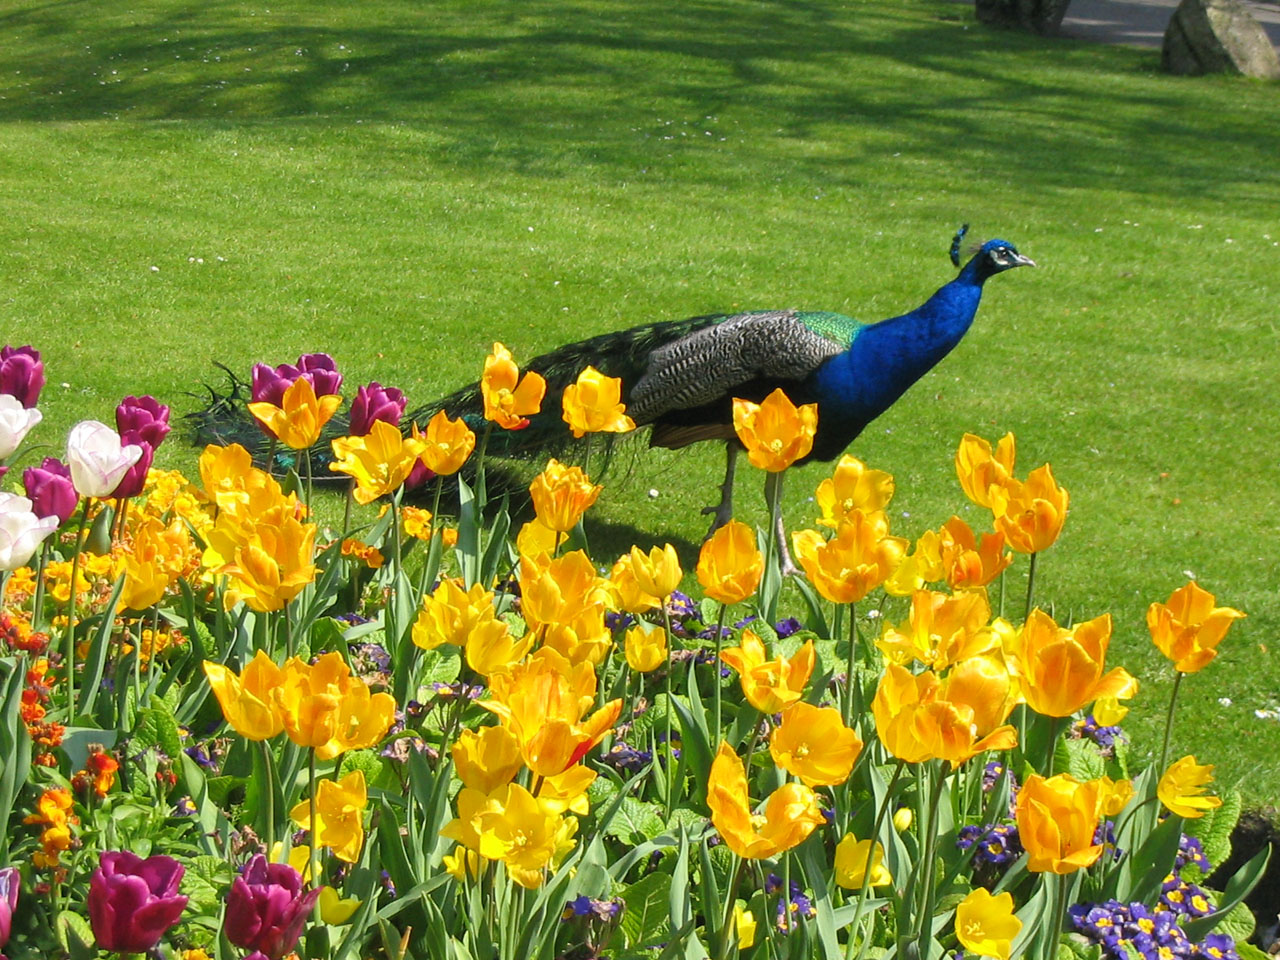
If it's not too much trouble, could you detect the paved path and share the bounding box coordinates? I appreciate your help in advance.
[1060,0,1280,47]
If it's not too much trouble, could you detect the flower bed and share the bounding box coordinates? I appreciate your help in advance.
[0,343,1268,960]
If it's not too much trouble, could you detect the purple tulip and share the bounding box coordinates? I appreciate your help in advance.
[224,855,321,960]
[0,346,44,409]
[349,382,407,437]
[87,851,188,953]
[110,396,170,500]
[404,458,435,492]
[23,458,78,524]
[251,353,343,406]
[0,866,18,956]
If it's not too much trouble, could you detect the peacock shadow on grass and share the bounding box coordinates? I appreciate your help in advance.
[0,0,1266,201]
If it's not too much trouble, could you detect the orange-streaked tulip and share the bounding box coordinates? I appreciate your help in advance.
[876,589,996,670]
[452,725,524,794]
[529,459,602,533]
[720,631,815,713]
[955,888,1021,960]
[629,543,682,599]
[815,455,894,528]
[520,550,608,629]
[561,366,635,438]
[1147,582,1246,674]
[607,552,660,613]
[707,742,824,859]
[624,625,668,673]
[956,432,1016,508]
[203,651,285,740]
[1008,610,1138,718]
[328,419,426,504]
[273,652,396,760]
[696,520,762,606]
[480,647,622,776]
[833,833,891,888]
[732,388,818,472]
[248,377,342,450]
[989,464,1068,555]
[412,578,496,651]
[288,769,368,863]
[1158,756,1223,819]
[769,702,862,786]
[1015,773,1107,874]
[872,660,1017,766]
[414,409,476,476]
[791,511,908,604]
[481,342,546,430]
[466,617,534,677]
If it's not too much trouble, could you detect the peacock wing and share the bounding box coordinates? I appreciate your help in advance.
[626,310,849,424]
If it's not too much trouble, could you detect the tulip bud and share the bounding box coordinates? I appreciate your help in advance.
[224,855,320,959]
[348,381,407,437]
[23,457,78,523]
[87,851,188,953]
[0,345,45,408]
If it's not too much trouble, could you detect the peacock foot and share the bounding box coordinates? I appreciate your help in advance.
[701,500,735,540]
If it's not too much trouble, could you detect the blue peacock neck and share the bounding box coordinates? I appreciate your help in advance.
[811,261,988,431]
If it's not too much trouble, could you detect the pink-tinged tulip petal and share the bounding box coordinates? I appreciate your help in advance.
[88,851,188,953]
[0,866,18,953]
[0,395,42,460]
[23,457,78,523]
[0,345,44,408]
[66,420,143,498]
[0,492,59,570]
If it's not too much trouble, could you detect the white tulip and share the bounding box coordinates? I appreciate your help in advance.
[0,492,59,570]
[65,420,143,498]
[0,394,42,459]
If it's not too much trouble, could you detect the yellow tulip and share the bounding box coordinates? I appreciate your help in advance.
[481,342,546,430]
[720,630,815,713]
[769,702,862,787]
[534,764,596,815]
[541,608,612,667]
[412,578,496,651]
[791,511,908,604]
[731,388,818,472]
[1098,776,1134,817]
[624,625,668,673]
[516,518,561,562]
[607,552,661,613]
[871,659,1017,766]
[561,366,636,438]
[273,652,396,760]
[1008,610,1138,718]
[439,786,499,854]
[833,833,892,888]
[520,550,608,629]
[481,647,622,776]
[707,742,824,859]
[1092,696,1129,727]
[318,887,361,925]
[695,520,762,606]
[876,589,996,670]
[289,769,368,863]
[452,724,524,794]
[475,782,570,889]
[815,455,895,528]
[1147,582,1246,674]
[628,543,682,599]
[248,377,343,450]
[1158,756,1223,819]
[121,518,180,611]
[937,516,1013,590]
[1015,773,1106,874]
[733,905,758,950]
[955,432,1016,508]
[328,419,427,504]
[529,459,602,533]
[465,617,534,677]
[442,846,482,883]
[989,464,1068,554]
[198,443,257,511]
[215,514,318,613]
[414,409,476,476]
[955,888,1021,960]
[203,651,285,740]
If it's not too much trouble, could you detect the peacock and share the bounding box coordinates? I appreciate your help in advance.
[403,226,1035,564]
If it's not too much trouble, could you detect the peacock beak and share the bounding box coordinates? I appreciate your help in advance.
[1013,253,1037,268]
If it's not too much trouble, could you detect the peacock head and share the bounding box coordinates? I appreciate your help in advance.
[964,238,1036,281]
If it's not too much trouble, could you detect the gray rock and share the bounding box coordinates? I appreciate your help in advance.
[1162,0,1280,78]
[975,0,1074,35]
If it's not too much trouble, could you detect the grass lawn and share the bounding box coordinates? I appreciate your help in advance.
[2,0,1278,802]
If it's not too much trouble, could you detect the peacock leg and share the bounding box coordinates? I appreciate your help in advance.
[701,442,739,539]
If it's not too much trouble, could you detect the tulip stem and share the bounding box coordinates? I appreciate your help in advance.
[259,739,277,853]
[342,479,354,541]
[303,443,314,510]
[849,759,907,960]
[64,503,91,715]
[31,539,51,630]
[715,854,746,960]
[1044,715,1063,775]
[908,764,948,957]
[712,602,728,753]
[662,599,675,820]
[308,748,320,892]
[1024,550,1039,622]
[1158,671,1185,775]
[1043,872,1071,960]
[844,601,858,728]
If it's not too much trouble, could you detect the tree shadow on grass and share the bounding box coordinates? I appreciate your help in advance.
[2,0,1276,201]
